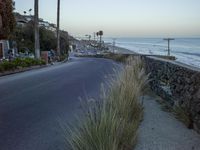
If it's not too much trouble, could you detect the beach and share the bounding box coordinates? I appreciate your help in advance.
[104,38,200,68]
[106,44,135,54]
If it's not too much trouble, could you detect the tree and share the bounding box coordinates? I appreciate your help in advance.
[39,27,56,51]
[98,30,103,49]
[96,32,99,39]
[60,30,69,55]
[56,0,60,56]
[12,22,34,53]
[0,0,15,40]
[99,30,103,41]
[13,23,59,54]
[34,0,40,59]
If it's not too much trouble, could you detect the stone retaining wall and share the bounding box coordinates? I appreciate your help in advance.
[144,56,200,133]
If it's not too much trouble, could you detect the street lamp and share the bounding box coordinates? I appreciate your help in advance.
[29,9,32,16]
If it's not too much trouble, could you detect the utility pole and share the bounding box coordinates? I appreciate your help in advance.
[34,0,40,59]
[57,0,60,56]
[163,38,174,56]
[112,38,116,53]
[89,35,91,42]
[93,32,96,41]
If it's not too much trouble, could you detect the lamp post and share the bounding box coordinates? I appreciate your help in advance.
[112,38,116,53]
[93,32,96,41]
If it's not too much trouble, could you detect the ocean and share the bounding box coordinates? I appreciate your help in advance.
[104,38,200,68]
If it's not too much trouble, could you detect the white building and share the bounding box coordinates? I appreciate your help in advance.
[0,40,10,59]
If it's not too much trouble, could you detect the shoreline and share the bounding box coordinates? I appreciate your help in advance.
[106,44,135,54]
[105,44,200,70]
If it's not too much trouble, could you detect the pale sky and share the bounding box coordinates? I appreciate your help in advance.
[14,0,200,37]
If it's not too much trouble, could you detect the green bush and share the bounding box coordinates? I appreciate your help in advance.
[0,60,16,71]
[0,65,4,72]
[12,58,22,66]
[37,59,46,65]
[0,58,46,73]
[173,105,192,128]
[65,57,149,150]
[59,54,68,62]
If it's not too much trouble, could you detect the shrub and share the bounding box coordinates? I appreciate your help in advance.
[65,57,149,150]
[37,59,46,65]
[173,105,193,128]
[0,64,4,72]
[0,60,16,71]
[59,54,68,62]
[0,58,46,72]
[104,53,129,63]
[12,58,23,66]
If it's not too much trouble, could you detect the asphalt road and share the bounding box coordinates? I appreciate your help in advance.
[0,57,120,150]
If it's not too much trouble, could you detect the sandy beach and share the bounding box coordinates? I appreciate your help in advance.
[106,44,135,54]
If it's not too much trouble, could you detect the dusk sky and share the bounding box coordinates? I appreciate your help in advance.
[14,0,200,37]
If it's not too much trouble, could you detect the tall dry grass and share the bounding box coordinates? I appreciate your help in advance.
[64,57,149,150]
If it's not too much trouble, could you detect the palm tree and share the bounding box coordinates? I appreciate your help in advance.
[99,30,103,49]
[96,32,99,42]
[56,0,60,56]
[34,0,40,59]
[99,30,103,43]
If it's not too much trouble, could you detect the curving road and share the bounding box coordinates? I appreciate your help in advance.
[0,57,120,150]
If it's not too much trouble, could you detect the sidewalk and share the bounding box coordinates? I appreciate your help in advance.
[135,95,200,150]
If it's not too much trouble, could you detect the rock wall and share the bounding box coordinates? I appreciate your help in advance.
[144,56,200,133]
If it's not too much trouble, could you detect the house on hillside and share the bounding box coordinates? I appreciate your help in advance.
[48,24,56,32]
[39,19,51,28]
[14,13,57,32]
[15,13,28,27]
[39,19,56,31]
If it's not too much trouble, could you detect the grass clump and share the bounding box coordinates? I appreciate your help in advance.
[65,57,149,150]
[173,105,193,129]
[155,98,173,112]
[75,53,129,63]
[103,53,129,63]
